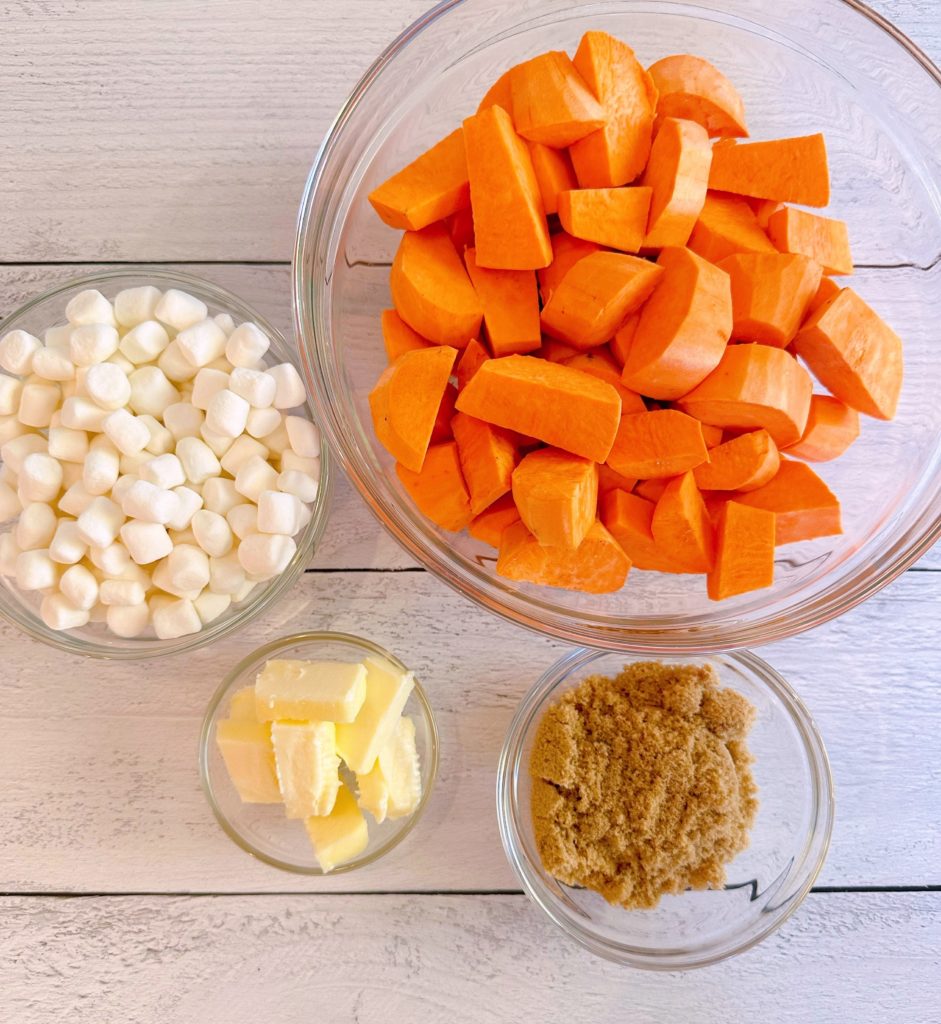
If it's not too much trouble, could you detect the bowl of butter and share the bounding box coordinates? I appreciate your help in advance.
[199,631,438,874]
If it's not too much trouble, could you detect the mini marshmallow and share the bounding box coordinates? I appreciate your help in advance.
[152,597,202,640]
[127,366,179,418]
[47,426,89,464]
[69,324,120,366]
[202,477,241,516]
[225,322,270,368]
[61,396,111,432]
[194,590,231,625]
[191,509,234,558]
[267,363,307,409]
[76,496,125,548]
[17,383,61,428]
[175,318,227,368]
[285,415,321,458]
[60,564,99,611]
[257,490,303,536]
[99,578,147,607]
[191,368,230,411]
[40,592,90,631]
[234,454,278,502]
[83,441,120,495]
[277,468,319,504]
[139,414,174,455]
[205,389,250,438]
[232,579,258,604]
[176,436,221,485]
[120,521,174,565]
[110,474,137,506]
[103,408,150,456]
[226,503,259,540]
[1,433,47,474]
[168,528,198,548]
[48,519,87,564]
[258,416,290,453]
[0,463,17,487]
[0,375,22,416]
[245,406,281,439]
[198,424,235,459]
[0,480,21,521]
[118,319,170,364]
[237,533,296,579]
[19,453,63,503]
[154,289,208,332]
[16,549,59,590]
[0,415,31,446]
[110,559,152,588]
[88,540,131,576]
[219,435,268,476]
[121,479,180,525]
[119,451,151,477]
[15,503,58,551]
[65,289,116,327]
[59,481,96,517]
[0,533,20,575]
[279,451,320,477]
[85,361,132,410]
[158,340,199,383]
[59,463,81,491]
[0,330,42,375]
[208,551,246,595]
[107,352,136,376]
[165,543,211,592]
[114,286,162,328]
[213,313,235,337]
[44,323,75,355]
[166,486,203,531]
[139,453,185,490]
[106,602,151,638]
[32,348,76,382]
[229,367,276,409]
[163,401,204,441]
[151,559,200,600]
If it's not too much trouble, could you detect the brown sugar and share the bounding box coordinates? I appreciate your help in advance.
[530,661,758,910]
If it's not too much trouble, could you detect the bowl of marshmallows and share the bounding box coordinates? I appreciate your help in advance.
[0,268,331,658]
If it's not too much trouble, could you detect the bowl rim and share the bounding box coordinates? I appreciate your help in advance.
[0,266,333,660]
[293,0,941,654]
[495,648,835,969]
[198,630,440,875]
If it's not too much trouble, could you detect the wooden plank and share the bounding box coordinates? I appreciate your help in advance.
[0,568,938,893]
[1,892,939,1024]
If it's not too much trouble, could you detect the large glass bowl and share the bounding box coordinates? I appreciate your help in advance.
[295,0,941,652]
[497,649,834,968]
[0,268,332,659]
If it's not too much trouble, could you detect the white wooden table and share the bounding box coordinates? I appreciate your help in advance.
[2,2,939,1020]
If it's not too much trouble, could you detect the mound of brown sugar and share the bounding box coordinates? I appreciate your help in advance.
[530,661,758,910]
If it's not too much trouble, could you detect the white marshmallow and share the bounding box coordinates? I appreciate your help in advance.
[285,415,321,458]
[151,558,200,600]
[15,503,58,550]
[0,330,42,375]
[0,532,20,575]
[82,441,120,495]
[232,579,258,604]
[277,468,319,504]
[1,433,47,473]
[17,383,60,428]
[85,362,132,411]
[258,416,290,453]
[166,543,210,592]
[205,389,249,438]
[16,549,59,590]
[245,406,281,439]
[208,551,246,595]
[109,559,152,588]
[106,602,151,638]
[0,462,17,487]
[110,474,137,506]
[60,564,99,611]
[202,477,241,516]
[76,496,125,548]
[0,415,31,446]
[267,363,307,409]
[229,366,276,409]
[59,461,82,490]
[114,286,162,328]
[225,322,270,368]
[88,541,131,576]
[139,414,174,455]
[0,480,21,521]
[191,509,234,558]
[191,368,230,411]
[118,319,170,364]
[280,451,320,477]
[158,340,199,383]
[59,481,96,517]
[219,435,267,476]
[237,533,296,578]
[60,396,110,432]
[107,352,136,376]
[44,323,74,355]
[163,401,204,441]
[194,590,231,625]
[175,318,227,368]
[120,521,174,565]
[213,313,235,337]
[20,453,63,503]
[31,348,76,382]
[176,436,221,485]
[65,289,116,327]
[99,578,147,607]
[40,592,89,631]
[198,424,235,458]
[49,520,87,564]
[139,453,185,490]
[154,289,208,332]
[127,366,179,418]
[121,479,180,525]
[152,597,202,640]
[166,486,203,531]
[69,324,119,366]
[168,528,197,548]
[226,503,259,540]
[47,426,89,464]
[234,454,278,502]
[119,450,151,476]
[103,408,150,456]
[257,489,303,536]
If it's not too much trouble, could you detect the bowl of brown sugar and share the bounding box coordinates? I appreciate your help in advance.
[497,651,833,969]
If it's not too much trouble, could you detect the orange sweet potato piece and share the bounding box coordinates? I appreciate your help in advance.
[452,411,518,515]
[750,199,784,230]
[805,275,841,317]
[541,338,581,363]
[369,345,459,471]
[634,477,669,503]
[693,429,779,491]
[607,409,709,479]
[701,423,724,448]
[687,192,777,264]
[792,288,903,420]
[719,252,822,347]
[510,51,605,148]
[709,134,830,207]
[557,187,653,252]
[562,348,647,411]
[446,206,476,252]
[621,246,732,399]
[455,355,622,463]
[601,489,683,572]
[706,501,776,600]
[648,55,747,138]
[677,343,813,447]
[430,384,458,444]
[464,247,541,357]
[390,224,483,347]
[570,31,658,188]
[396,441,472,532]
[528,142,578,215]
[462,105,552,270]
[651,471,715,572]
[767,207,852,276]
[609,314,637,367]
[541,251,664,350]
[512,447,599,549]
[455,337,490,391]
[537,233,602,305]
[734,459,841,545]
[368,128,470,232]
[477,69,514,113]
[496,518,630,594]
[785,394,860,462]
[381,309,431,363]
[468,493,521,548]
[597,464,638,495]
[641,117,712,248]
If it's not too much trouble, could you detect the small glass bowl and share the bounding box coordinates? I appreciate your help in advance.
[199,632,438,875]
[497,649,833,969]
[0,268,332,659]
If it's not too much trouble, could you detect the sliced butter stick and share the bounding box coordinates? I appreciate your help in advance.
[336,656,414,775]
[271,720,340,819]
[254,659,367,723]
[215,719,281,804]
[304,784,369,873]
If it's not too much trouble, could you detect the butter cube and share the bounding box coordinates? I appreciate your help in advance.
[271,720,340,819]
[336,656,414,775]
[304,783,369,873]
[227,685,257,720]
[255,659,367,723]
[356,763,389,824]
[215,719,281,803]
[356,715,422,823]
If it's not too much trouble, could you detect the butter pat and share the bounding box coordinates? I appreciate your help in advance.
[271,720,340,819]
[304,783,369,873]
[227,685,257,720]
[215,719,281,803]
[336,656,414,775]
[255,659,367,723]
[357,715,422,823]
[356,764,389,824]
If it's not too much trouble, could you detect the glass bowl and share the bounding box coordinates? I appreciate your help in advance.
[0,268,332,659]
[496,648,833,969]
[295,0,941,652]
[199,631,438,875]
